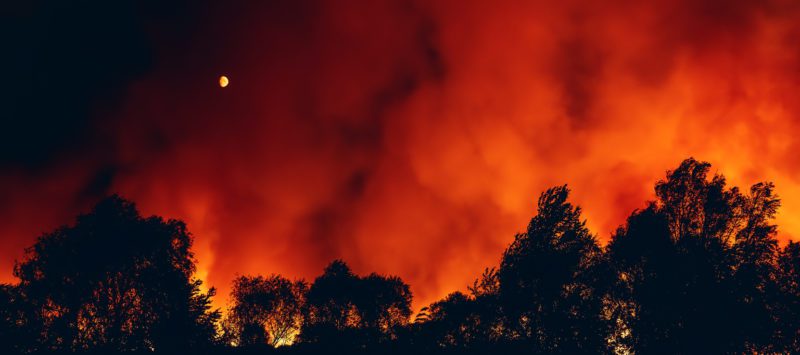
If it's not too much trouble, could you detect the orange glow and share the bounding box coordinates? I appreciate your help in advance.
[2,1,800,314]
[219,75,229,88]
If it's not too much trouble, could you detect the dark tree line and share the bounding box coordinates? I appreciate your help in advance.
[3,158,800,354]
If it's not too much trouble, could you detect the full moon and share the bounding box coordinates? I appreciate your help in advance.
[219,75,229,88]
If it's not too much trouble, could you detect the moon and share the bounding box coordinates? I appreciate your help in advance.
[219,75,229,88]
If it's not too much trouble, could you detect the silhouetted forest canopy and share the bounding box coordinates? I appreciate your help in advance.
[4,158,800,354]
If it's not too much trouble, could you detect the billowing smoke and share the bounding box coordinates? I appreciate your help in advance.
[3,0,800,310]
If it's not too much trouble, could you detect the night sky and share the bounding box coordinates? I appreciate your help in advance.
[4,0,800,310]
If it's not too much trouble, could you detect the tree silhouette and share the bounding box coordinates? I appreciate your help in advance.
[730,182,781,351]
[12,195,219,352]
[300,260,360,346]
[299,260,412,348]
[608,203,691,353]
[222,274,308,347]
[607,158,781,353]
[419,292,481,348]
[498,185,608,353]
[356,273,413,340]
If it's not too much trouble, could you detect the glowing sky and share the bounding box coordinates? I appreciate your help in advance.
[3,0,800,311]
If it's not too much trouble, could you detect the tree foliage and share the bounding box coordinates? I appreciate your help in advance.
[222,274,307,347]
[607,158,781,353]
[300,260,412,347]
[498,185,608,353]
[11,196,219,352]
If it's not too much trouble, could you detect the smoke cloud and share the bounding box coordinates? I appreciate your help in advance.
[3,0,800,310]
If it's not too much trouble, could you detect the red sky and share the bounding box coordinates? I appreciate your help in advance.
[3,0,800,311]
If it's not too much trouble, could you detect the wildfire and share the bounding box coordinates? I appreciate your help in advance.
[3,0,800,315]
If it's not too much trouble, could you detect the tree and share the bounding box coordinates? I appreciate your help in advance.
[13,195,219,352]
[357,273,412,340]
[607,158,781,353]
[606,205,686,353]
[420,292,483,348]
[301,260,360,345]
[222,274,307,347]
[731,182,781,351]
[498,185,608,353]
[300,260,412,347]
